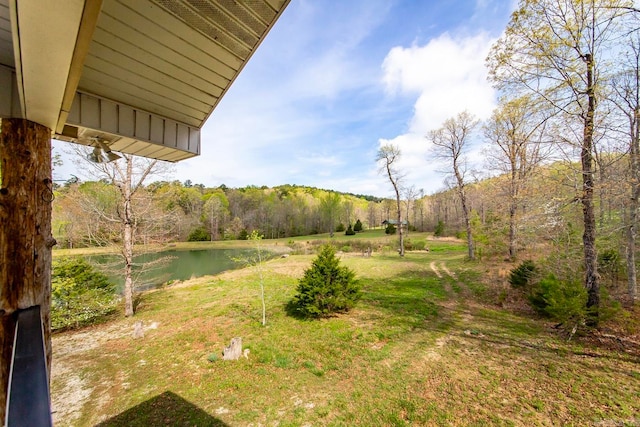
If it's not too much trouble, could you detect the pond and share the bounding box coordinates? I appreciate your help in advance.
[87,248,269,291]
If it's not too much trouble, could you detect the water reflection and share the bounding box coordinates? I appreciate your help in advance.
[87,248,262,291]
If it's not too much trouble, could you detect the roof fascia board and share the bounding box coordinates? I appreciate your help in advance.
[8,0,24,118]
[56,0,103,134]
[11,0,86,130]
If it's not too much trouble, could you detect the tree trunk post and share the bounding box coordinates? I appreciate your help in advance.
[122,162,135,317]
[582,53,599,324]
[0,118,54,420]
[627,105,640,303]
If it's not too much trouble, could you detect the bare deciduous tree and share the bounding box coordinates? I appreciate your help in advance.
[483,96,548,260]
[611,34,640,302]
[428,111,479,260]
[72,147,172,316]
[403,185,420,237]
[377,143,405,256]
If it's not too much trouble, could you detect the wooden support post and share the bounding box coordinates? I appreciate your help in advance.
[0,118,54,421]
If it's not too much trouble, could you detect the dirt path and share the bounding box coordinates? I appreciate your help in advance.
[440,263,456,279]
[429,260,475,339]
[430,261,456,280]
[51,322,131,425]
[429,261,442,278]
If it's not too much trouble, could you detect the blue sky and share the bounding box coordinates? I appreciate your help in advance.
[53,0,517,198]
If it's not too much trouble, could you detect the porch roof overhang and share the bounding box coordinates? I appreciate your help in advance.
[0,0,289,162]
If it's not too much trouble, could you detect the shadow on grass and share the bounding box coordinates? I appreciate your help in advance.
[284,299,308,320]
[95,391,228,427]
[283,298,359,321]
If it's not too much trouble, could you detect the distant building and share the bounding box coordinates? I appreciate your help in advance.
[382,219,408,227]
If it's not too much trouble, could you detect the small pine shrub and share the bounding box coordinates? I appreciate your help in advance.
[528,274,587,327]
[434,220,445,237]
[509,260,537,288]
[288,245,360,318]
[385,224,396,235]
[187,226,210,242]
[345,224,356,235]
[335,223,346,233]
[354,219,363,232]
[238,229,249,240]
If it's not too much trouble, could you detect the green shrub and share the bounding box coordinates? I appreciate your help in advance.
[288,245,360,318]
[51,257,118,331]
[238,229,249,240]
[335,223,346,233]
[385,223,396,235]
[434,220,445,237]
[345,224,356,235]
[528,274,587,327]
[354,219,363,232]
[187,226,210,242]
[509,260,537,288]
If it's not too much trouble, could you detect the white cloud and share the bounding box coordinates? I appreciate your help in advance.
[375,32,499,193]
[382,32,497,132]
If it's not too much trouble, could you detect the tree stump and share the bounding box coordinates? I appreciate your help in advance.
[222,337,243,360]
[132,321,144,339]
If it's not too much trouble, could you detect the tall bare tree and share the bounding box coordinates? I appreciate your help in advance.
[403,185,420,236]
[484,96,548,260]
[428,111,479,260]
[203,193,228,241]
[487,0,630,321]
[377,144,405,256]
[73,148,169,316]
[611,34,640,302]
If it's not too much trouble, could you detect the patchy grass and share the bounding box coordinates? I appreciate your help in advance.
[51,240,640,426]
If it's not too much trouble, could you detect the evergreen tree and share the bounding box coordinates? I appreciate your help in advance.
[354,219,363,232]
[385,223,396,235]
[289,245,360,318]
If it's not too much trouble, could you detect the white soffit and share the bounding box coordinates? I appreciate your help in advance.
[3,0,290,162]
[78,0,289,129]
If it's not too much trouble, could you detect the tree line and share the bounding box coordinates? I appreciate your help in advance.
[53,180,401,246]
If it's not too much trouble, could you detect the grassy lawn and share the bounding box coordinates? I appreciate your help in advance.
[51,238,640,426]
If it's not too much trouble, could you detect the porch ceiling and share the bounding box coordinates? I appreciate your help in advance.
[0,0,290,161]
